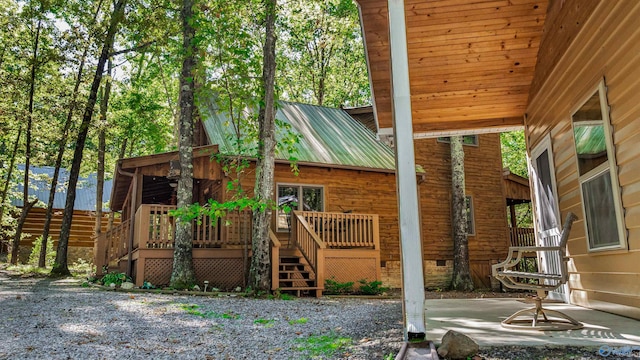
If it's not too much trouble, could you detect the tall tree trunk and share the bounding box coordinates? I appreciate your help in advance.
[51,0,126,276]
[0,123,23,239]
[94,59,112,246]
[250,0,278,293]
[39,0,104,268]
[11,19,42,265]
[450,136,474,291]
[169,0,196,289]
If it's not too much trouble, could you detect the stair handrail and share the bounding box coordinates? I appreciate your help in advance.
[292,211,326,250]
[269,229,281,291]
[291,211,326,291]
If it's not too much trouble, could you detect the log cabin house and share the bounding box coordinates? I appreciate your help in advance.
[356,0,640,322]
[10,165,114,263]
[97,100,512,294]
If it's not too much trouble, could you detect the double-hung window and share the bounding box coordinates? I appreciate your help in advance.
[276,184,323,232]
[571,80,626,251]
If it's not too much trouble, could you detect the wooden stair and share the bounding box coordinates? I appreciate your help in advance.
[277,254,321,297]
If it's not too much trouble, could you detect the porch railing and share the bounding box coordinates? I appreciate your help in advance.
[509,227,535,247]
[106,219,130,265]
[296,211,379,249]
[135,204,252,249]
[291,211,326,288]
[101,204,253,264]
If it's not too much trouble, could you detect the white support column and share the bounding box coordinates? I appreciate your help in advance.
[387,0,426,339]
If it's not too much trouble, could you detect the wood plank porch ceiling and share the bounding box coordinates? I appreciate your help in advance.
[357,0,548,133]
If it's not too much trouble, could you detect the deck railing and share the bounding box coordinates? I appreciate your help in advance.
[101,204,253,264]
[101,219,130,268]
[134,204,252,249]
[291,211,325,287]
[296,211,379,249]
[509,227,536,247]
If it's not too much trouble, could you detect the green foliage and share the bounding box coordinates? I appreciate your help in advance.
[279,0,370,107]
[324,277,354,295]
[70,258,95,278]
[278,293,295,301]
[501,130,533,228]
[253,318,276,328]
[100,271,131,287]
[178,303,241,320]
[294,332,352,358]
[288,317,308,325]
[357,279,389,295]
[28,236,55,267]
[501,131,528,178]
[324,278,388,295]
[169,196,287,229]
[5,264,49,276]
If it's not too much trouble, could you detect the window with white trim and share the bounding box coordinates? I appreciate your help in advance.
[571,81,626,251]
[466,195,475,236]
[276,184,323,232]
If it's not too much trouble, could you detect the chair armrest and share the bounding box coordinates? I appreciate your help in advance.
[492,245,562,276]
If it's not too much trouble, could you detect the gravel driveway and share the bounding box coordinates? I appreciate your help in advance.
[0,272,404,360]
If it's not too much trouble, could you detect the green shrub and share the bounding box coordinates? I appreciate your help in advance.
[28,236,55,267]
[70,258,95,278]
[358,279,388,295]
[324,277,354,295]
[100,271,131,286]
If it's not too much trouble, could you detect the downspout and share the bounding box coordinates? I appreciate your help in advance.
[117,163,137,277]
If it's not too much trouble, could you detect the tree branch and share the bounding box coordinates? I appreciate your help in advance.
[109,40,155,57]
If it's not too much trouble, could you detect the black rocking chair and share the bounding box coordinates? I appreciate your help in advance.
[492,212,583,330]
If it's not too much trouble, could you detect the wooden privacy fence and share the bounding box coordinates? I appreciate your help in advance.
[509,227,535,247]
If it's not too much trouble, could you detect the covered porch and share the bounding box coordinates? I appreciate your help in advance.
[95,145,381,296]
[424,297,640,348]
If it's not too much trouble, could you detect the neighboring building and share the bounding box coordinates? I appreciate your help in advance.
[100,100,510,291]
[10,165,114,262]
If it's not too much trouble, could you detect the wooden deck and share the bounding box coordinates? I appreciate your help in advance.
[96,205,380,295]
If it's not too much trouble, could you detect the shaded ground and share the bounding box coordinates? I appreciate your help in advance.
[1,266,636,359]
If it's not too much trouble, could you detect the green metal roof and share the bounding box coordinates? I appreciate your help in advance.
[200,99,396,171]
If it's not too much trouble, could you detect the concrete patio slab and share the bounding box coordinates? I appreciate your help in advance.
[425,298,640,348]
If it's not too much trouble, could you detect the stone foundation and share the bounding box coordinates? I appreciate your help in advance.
[13,246,93,266]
